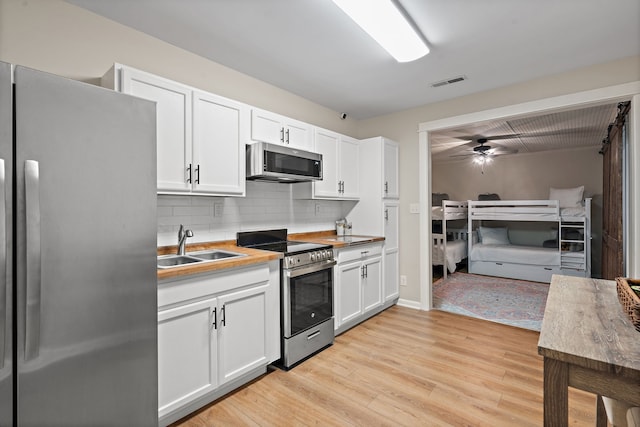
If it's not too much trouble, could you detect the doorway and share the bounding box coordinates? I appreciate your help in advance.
[417,83,640,310]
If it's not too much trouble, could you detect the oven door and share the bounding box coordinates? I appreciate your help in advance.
[283,260,335,337]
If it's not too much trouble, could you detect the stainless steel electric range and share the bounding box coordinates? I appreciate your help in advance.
[237,229,335,369]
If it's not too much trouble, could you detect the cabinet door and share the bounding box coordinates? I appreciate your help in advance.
[313,129,340,198]
[383,202,400,301]
[157,298,218,418]
[383,139,399,199]
[193,91,247,196]
[337,262,363,326]
[384,202,399,250]
[339,136,360,199]
[217,283,269,386]
[362,257,382,313]
[283,117,313,150]
[251,109,283,145]
[384,249,399,301]
[121,67,192,192]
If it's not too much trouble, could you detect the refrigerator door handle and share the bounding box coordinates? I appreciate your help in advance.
[0,159,5,368]
[25,160,41,360]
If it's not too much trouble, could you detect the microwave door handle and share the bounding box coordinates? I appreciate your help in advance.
[24,160,41,360]
[0,159,5,367]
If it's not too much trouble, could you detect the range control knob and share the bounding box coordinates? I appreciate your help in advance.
[288,256,295,266]
[310,252,316,262]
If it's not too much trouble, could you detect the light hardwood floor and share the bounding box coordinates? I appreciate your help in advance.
[173,306,597,426]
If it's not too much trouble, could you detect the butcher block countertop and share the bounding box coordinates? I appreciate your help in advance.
[157,241,282,281]
[288,230,385,247]
[157,230,384,280]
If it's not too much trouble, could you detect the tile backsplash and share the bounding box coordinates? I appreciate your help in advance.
[158,181,355,246]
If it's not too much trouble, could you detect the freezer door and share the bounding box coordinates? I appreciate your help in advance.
[14,66,158,426]
[0,62,13,427]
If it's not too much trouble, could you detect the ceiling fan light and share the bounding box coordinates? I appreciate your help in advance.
[331,0,429,62]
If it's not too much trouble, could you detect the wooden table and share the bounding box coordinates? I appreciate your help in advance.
[538,275,640,426]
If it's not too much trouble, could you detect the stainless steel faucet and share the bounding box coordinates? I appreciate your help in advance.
[177,224,193,255]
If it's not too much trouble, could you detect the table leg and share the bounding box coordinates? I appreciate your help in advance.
[544,357,568,426]
[596,395,608,427]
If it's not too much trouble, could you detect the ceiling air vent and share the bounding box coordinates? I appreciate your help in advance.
[431,75,467,88]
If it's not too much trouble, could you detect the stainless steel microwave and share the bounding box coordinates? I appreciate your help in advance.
[246,142,323,183]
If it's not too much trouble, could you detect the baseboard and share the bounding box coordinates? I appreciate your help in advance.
[397,298,421,310]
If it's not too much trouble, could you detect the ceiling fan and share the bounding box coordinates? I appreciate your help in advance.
[449,135,520,173]
[450,135,520,159]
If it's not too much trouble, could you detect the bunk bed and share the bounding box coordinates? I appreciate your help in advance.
[467,197,591,283]
[432,200,469,280]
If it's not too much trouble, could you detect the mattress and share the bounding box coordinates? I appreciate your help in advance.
[470,243,560,266]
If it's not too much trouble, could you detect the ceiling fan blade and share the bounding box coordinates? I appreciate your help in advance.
[483,133,521,141]
[488,147,519,155]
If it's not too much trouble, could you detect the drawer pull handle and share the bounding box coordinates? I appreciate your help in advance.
[307,330,321,340]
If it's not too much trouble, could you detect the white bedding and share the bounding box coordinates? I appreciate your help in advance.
[470,243,560,266]
[434,239,467,273]
[560,207,586,217]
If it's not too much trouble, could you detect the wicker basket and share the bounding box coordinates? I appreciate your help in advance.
[615,277,640,332]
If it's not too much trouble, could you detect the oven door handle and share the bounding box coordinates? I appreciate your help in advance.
[286,260,336,278]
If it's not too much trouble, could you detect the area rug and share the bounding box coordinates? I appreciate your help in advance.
[432,272,549,331]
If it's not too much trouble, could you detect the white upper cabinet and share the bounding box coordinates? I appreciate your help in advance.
[192,90,247,196]
[250,108,313,150]
[103,64,247,196]
[302,127,359,200]
[120,66,192,193]
[339,135,360,199]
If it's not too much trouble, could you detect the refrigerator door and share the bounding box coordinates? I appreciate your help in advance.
[14,66,158,426]
[0,62,13,427]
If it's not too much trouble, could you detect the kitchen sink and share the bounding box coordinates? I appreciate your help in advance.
[157,255,202,268]
[158,249,246,269]
[187,249,247,261]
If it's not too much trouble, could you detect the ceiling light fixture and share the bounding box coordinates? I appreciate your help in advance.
[331,0,429,62]
[473,155,492,174]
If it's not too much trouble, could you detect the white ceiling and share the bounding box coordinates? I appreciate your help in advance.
[66,0,637,158]
[67,0,640,120]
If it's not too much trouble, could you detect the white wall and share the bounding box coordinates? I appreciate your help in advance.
[2,0,639,304]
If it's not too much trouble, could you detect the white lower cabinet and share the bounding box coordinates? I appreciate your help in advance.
[157,262,279,426]
[158,298,218,417]
[335,242,383,334]
[217,285,268,385]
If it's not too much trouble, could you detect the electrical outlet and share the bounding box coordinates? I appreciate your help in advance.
[214,203,223,217]
[409,204,420,214]
[400,275,407,286]
[315,203,321,215]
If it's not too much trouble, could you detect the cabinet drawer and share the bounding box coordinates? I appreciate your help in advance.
[337,243,383,264]
[158,264,270,309]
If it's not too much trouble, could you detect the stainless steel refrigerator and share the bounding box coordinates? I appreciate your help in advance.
[0,62,158,426]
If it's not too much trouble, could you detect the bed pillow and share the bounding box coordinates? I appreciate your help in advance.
[549,186,584,208]
[478,226,510,245]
